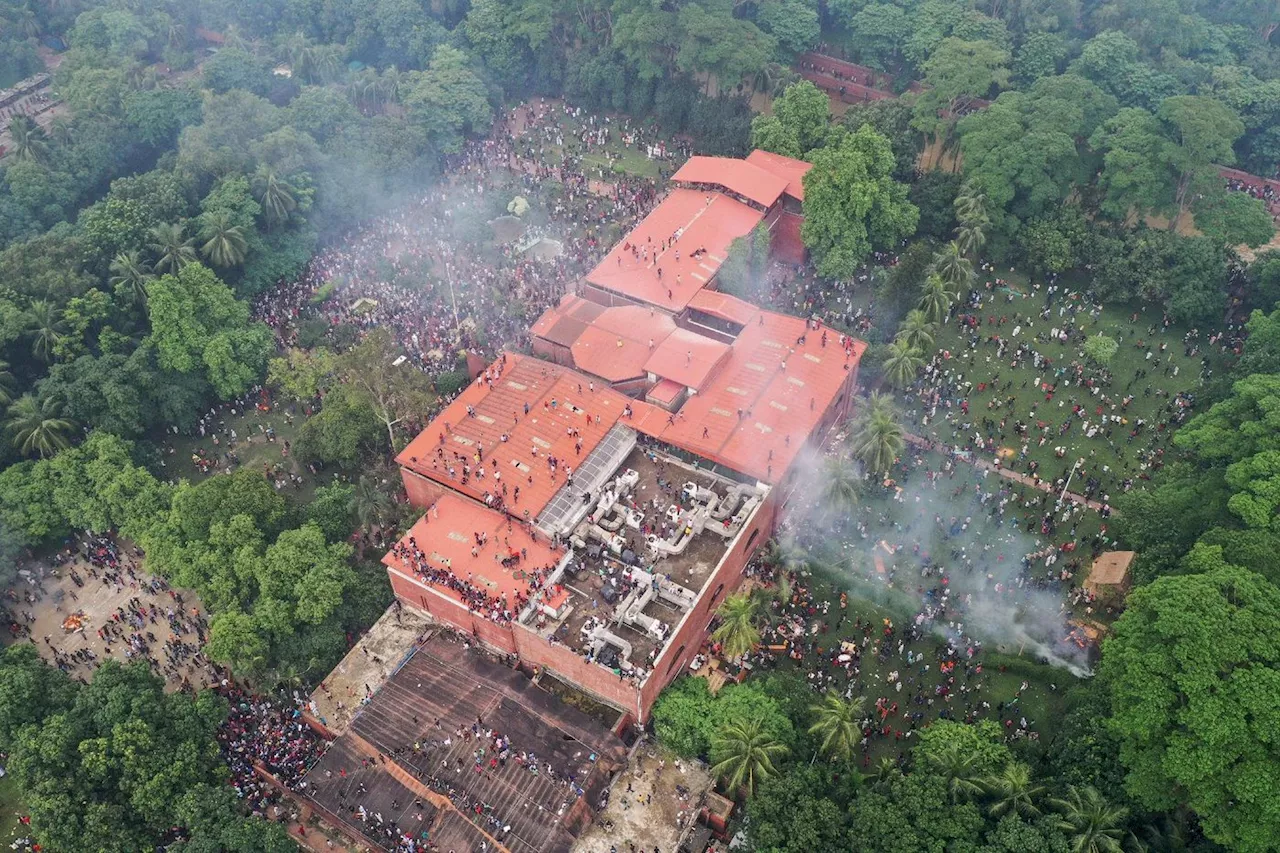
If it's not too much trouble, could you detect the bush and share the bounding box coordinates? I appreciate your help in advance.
[433,370,469,399]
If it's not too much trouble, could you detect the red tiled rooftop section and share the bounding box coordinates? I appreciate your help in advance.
[643,327,730,390]
[648,378,684,405]
[687,289,759,326]
[382,493,568,612]
[745,149,813,202]
[639,312,866,482]
[671,155,789,209]
[529,294,605,346]
[396,354,632,518]
[571,325,652,382]
[584,188,765,312]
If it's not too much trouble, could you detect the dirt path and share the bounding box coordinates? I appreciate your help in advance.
[903,433,1109,512]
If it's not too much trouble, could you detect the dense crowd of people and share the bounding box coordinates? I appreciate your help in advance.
[217,686,325,819]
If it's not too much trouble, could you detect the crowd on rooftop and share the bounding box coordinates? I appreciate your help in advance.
[217,687,325,817]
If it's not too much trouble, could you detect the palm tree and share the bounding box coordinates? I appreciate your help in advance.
[921,741,986,804]
[1051,786,1128,853]
[25,300,64,363]
[7,115,49,164]
[711,591,760,660]
[0,359,15,407]
[709,717,789,796]
[378,66,404,104]
[882,339,924,390]
[848,393,905,477]
[955,218,988,257]
[350,473,393,531]
[148,222,197,274]
[46,116,73,147]
[6,394,75,458]
[983,762,1044,819]
[918,273,958,325]
[933,241,974,291]
[109,251,154,306]
[954,184,988,225]
[12,5,39,37]
[897,309,936,353]
[763,535,808,573]
[198,211,249,268]
[254,166,298,229]
[807,692,866,763]
[820,455,863,514]
[870,756,901,790]
[753,62,799,98]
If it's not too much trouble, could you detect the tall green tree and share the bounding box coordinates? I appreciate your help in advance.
[882,338,924,389]
[404,45,493,153]
[800,124,919,280]
[5,394,76,458]
[198,209,250,268]
[6,114,50,164]
[913,38,1011,166]
[711,591,761,659]
[807,692,866,763]
[147,221,197,274]
[1157,95,1245,227]
[848,392,905,476]
[1099,560,1280,851]
[1049,786,1128,853]
[749,79,829,158]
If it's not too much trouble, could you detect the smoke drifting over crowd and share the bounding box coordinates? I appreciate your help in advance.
[777,437,1094,678]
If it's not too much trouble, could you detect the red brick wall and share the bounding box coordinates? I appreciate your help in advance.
[770,211,806,265]
[511,624,644,719]
[639,491,780,716]
[400,468,451,509]
[387,568,519,654]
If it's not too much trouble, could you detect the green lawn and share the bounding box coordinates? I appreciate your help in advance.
[912,282,1223,501]
[580,148,662,179]
[0,773,26,847]
[156,403,322,501]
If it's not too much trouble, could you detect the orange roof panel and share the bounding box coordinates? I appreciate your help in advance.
[396,354,633,518]
[643,328,730,390]
[687,290,760,326]
[647,378,684,405]
[636,313,866,482]
[383,493,567,617]
[570,325,651,382]
[745,149,813,202]
[671,156,789,208]
[585,189,765,313]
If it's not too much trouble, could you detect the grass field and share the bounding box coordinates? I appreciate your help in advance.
[580,148,662,179]
[0,773,26,847]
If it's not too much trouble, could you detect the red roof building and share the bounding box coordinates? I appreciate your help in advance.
[388,149,865,727]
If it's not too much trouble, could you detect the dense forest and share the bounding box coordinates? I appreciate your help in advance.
[0,0,1278,850]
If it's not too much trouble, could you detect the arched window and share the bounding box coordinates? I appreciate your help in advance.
[666,645,687,674]
[710,583,725,604]
[746,528,760,551]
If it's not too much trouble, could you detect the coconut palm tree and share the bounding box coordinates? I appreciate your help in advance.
[807,692,866,763]
[711,591,761,660]
[954,184,988,225]
[148,222,197,274]
[983,762,1044,819]
[933,241,974,291]
[0,359,15,407]
[253,166,298,229]
[379,66,404,104]
[7,115,49,164]
[12,5,40,37]
[820,455,863,515]
[848,393,905,477]
[109,251,154,306]
[1124,808,1194,853]
[955,217,988,257]
[46,116,73,147]
[921,741,986,804]
[918,272,958,325]
[870,756,901,790]
[6,394,75,458]
[882,338,924,390]
[763,535,808,573]
[1051,786,1128,853]
[709,717,790,796]
[198,210,249,268]
[24,300,64,363]
[350,473,394,531]
[897,309,936,353]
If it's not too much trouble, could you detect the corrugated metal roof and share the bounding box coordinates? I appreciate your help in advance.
[396,354,633,518]
[642,327,730,390]
[745,149,813,202]
[671,155,790,208]
[584,189,764,313]
[687,289,759,326]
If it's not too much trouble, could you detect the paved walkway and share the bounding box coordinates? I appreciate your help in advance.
[903,433,1110,513]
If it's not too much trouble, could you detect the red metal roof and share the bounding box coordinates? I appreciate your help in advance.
[570,325,652,382]
[745,149,813,202]
[687,290,760,326]
[585,189,764,313]
[643,327,730,390]
[382,493,568,614]
[533,299,678,384]
[647,378,684,405]
[636,311,865,482]
[396,354,633,518]
[671,156,789,209]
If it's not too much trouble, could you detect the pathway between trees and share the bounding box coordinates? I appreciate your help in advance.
[903,433,1111,513]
